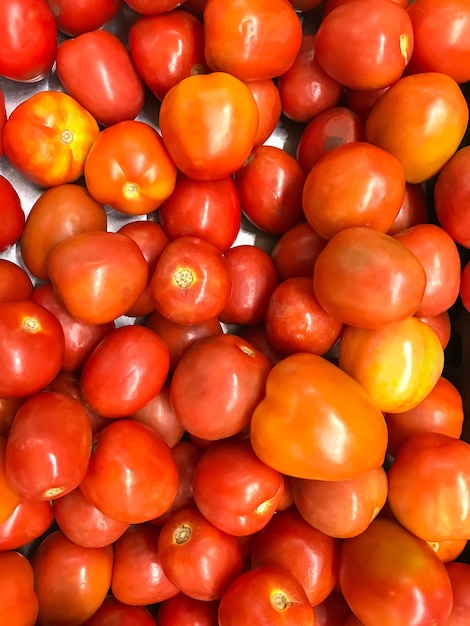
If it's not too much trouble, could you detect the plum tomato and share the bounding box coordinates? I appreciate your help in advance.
[0,176,25,252]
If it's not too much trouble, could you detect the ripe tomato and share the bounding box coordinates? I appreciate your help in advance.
[0,551,38,626]
[313,590,352,626]
[46,0,123,36]
[250,353,388,480]
[0,499,53,552]
[0,88,6,157]
[124,0,185,13]
[56,29,145,126]
[365,72,469,183]
[3,91,100,188]
[387,182,428,235]
[418,311,452,350]
[270,222,327,281]
[0,260,33,304]
[0,0,57,82]
[157,593,219,626]
[0,299,65,398]
[445,562,470,624]
[84,596,157,626]
[461,260,470,313]
[0,436,20,524]
[244,78,282,147]
[0,176,24,252]
[159,71,259,180]
[431,539,468,565]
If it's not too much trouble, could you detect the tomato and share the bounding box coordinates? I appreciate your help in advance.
[240,324,286,367]
[324,0,409,12]
[0,499,53,552]
[0,260,33,304]
[313,227,426,329]
[387,432,470,542]
[250,353,388,480]
[46,0,123,36]
[218,564,315,626]
[56,29,145,126]
[234,144,305,234]
[0,436,20,524]
[365,72,469,183]
[158,506,244,601]
[203,0,302,81]
[461,260,470,313]
[0,176,24,252]
[250,507,340,606]
[3,91,100,188]
[157,593,219,626]
[431,539,468,565]
[345,85,390,123]
[407,0,470,84]
[303,142,406,240]
[445,561,470,625]
[85,596,157,626]
[0,88,6,156]
[53,487,129,549]
[244,79,282,147]
[387,182,428,235]
[0,551,38,626]
[129,9,207,102]
[291,466,388,539]
[314,0,413,90]
[270,222,327,282]
[170,333,271,440]
[418,311,452,350]
[339,518,453,626]
[0,299,65,398]
[84,120,177,215]
[79,419,178,524]
[385,376,464,458]
[313,590,352,626]
[149,235,231,324]
[124,0,186,13]
[0,0,57,82]
[159,71,259,180]
[0,397,23,438]
[47,230,148,324]
[32,530,114,626]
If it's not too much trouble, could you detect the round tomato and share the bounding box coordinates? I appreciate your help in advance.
[0,551,38,626]
[46,0,123,36]
[0,176,25,252]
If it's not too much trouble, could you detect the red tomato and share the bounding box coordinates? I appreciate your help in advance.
[85,596,157,626]
[3,91,100,188]
[158,507,244,601]
[79,419,179,524]
[56,29,145,126]
[0,176,25,252]
[431,539,468,565]
[157,593,219,626]
[129,9,207,102]
[47,230,149,324]
[5,391,92,501]
[240,324,286,367]
[46,0,123,36]
[218,564,315,626]
[340,518,453,625]
[0,299,65,398]
[84,120,177,215]
[0,499,53,552]
[0,551,38,626]
[32,530,114,626]
[417,310,452,350]
[314,0,413,90]
[0,88,6,156]
[149,235,231,324]
[244,78,282,146]
[345,84,390,123]
[159,71,259,180]
[0,0,57,82]
[461,260,470,313]
[270,222,327,281]
[324,0,409,11]
[313,590,352,626]
[124,0,186,13]
[445,562,470,625]
[0,436,20,524]
[0,398,23,438]
[387,182,428,235]
[0,260,33,303]
[203,0,302,81]
[170,333,271,440]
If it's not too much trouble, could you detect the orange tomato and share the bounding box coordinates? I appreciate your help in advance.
[0,551,38,626]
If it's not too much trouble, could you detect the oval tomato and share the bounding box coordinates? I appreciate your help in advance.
[46,0,123,36]
[0,551,38,626]
[0,176,25,252]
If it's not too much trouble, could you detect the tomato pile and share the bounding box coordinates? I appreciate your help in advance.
[2,0,470,624]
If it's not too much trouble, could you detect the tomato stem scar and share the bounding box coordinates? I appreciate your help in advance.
[43,486,65,498]
[175,524,192,544]
[61,129,74,144]
[122,181,140,198]
[271,592,291,611]
[22,316,40,333]
[174,268,194,288]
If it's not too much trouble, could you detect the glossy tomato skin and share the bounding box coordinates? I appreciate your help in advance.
[0,300,65,398]
[56,29,145,126]
[270,222,327,281]
[245,78,282,146]
[0,176,25,252]
[0,0,58,82]
[157,593,219,626]
[445,562,470,624]
[0,260,33,304]
[84,596,157,626]
[79,419,179,524]
[339,517,453,626]
[0,436,21,524]
[0,499,53,552]
[387,182,428,235]
[250,353,388,480]
[0,551,38,626]
[46,0,123,36]
[124,0,185,13]
[0,88,6,157]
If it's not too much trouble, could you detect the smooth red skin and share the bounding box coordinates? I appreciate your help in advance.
[124,0,186,13]
[234,145,306,235]
[0,551,38,625]
[56,29,145,126]
[324,0,409,13]
[84,596,157,626]
[251,507,340,606]
[270,222,327,282]
[0,176,25,252]
[445,562,470,625]
[0,398,24,437]
[265,276,343,356]
[130,383,185,449]
[0,89,5,156]
[219,245,279,326]
[46,0,123,35]
[32,530,114,626]
[218,564,315,626]
[53,487,129,549]
[0,499,53,551]
[32,283,114,372]
[385,376,464,458]
[129,10,207,102]
[296,106,365,175]
[387,182,428,235]
[112,523,179,605]
[149,235,232,325]
[0,300,65,398]
[315,0,413,90]
[5,391,92,501]
[245,79,282,146]
[461,260,470,313]
[147,309,223,373]
[277,34,342,124]
[170,333,271,440]
[240,324,286,367]
[157,593,219,626]
[79,419,179,524]
[193,439,284,537]
[339,517,453,626]
[407,0,470,84]
[0,0,58,82]
[0,260,33,303]
[313,590,352,626]
[81,324,170,418]
[417,311,451,350]
[158,175,241,253]
[345,85,391,123]
[393,223,461,317]
[158,507,244,601]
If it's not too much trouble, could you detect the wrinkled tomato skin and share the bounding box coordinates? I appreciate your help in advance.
[0,260,33,304]
[0,499,53,552]
[46,0,123,36]
[0,550,38,626]
[0,176,25,252]
[157,593,219,626]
